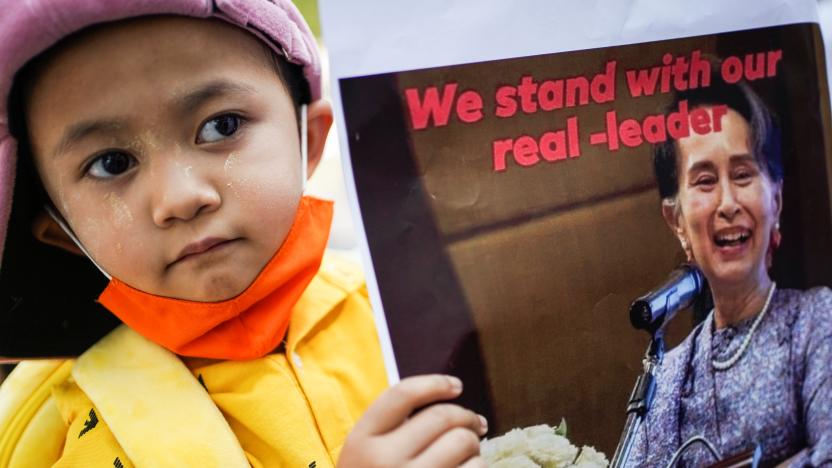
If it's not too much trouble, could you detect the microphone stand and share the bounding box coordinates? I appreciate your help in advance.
[610,333,665,468]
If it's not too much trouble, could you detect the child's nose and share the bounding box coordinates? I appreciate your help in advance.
[151,163,221,227]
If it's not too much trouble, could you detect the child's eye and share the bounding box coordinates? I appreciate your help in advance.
[197,114,242,143]
[86,151,136,179]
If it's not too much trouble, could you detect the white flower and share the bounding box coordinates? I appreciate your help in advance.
[572,446,609,468]
[492,428,527,459]
[491,455,540,468]
[480,423,608,467]
[526,428,578,466]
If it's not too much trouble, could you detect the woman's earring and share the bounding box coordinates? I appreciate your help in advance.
[773,222,781,247]
[680,238,692,261]
[766,221,782,268]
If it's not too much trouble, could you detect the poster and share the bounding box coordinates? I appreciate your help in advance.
[321,1,832,466]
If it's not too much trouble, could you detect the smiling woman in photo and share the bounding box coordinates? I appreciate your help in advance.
[628,72,832,467]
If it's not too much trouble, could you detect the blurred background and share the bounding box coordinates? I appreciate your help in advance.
[298,0,361,261]
[821,0,832,77]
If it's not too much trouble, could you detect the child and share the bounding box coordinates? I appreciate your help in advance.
[0,1,487,466]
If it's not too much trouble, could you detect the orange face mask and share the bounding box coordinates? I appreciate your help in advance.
[98,196,333,360]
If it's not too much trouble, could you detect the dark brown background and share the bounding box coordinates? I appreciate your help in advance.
[340,23,832,454]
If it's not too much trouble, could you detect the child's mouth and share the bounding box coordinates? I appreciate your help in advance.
[173,237,238,266]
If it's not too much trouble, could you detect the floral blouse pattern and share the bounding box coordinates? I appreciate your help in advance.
[627,287,832,467]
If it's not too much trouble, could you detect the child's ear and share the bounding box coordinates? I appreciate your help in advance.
[304,100,333,177]
[31,210,84,256]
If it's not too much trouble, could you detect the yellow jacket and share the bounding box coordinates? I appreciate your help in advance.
[0,255,388,467]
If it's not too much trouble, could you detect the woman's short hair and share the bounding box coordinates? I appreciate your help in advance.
[653,68,783,200]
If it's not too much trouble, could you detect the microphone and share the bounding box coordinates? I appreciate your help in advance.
[629,264,705,333]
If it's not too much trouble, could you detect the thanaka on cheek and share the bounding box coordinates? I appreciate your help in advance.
[104,192,134,226]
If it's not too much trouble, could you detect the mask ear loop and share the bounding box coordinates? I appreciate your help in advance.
[301,103,308,192]
[44,204,112,280]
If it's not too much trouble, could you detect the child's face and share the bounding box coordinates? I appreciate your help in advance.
[25,17,324,302]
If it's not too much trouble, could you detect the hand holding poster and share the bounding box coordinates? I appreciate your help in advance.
[321,1,832,466]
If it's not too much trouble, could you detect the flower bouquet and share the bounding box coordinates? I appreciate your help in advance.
[480,420,609,467]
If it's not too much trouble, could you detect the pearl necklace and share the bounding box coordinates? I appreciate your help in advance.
[711,283,776,371]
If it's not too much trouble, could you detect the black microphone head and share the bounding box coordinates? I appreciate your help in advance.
[629,299,659,331]
[628,264,705,333]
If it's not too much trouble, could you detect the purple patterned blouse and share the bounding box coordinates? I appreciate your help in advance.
[627,287,832,467]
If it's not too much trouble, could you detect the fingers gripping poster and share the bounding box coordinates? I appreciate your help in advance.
[321,1,832,465]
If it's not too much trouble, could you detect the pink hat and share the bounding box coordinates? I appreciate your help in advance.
[0,0,321,357]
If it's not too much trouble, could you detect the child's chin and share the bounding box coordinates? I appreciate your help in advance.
[180,274,250,302]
